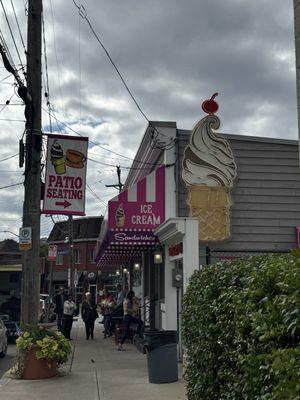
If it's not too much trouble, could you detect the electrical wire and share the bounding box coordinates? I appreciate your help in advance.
[42,8,53,137]
[0,182,23,190]
[86,183,107,207]
[0,30,16,72]
[49,0,65,116]
[10,0,26,53]
[42,107,161,167]
[0,118,25,122]
[0,0,25,78]
[0,153,19,163]
[0,92,15,113]
[72,1,177,151]
[87,156,153,171]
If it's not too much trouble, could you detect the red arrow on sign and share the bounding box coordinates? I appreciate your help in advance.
[55,200,71,208]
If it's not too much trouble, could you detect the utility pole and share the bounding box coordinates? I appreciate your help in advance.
[105,165,124,193]
[20,0,42,326]
[68,215,75,296]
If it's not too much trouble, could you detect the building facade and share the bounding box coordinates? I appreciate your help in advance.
[0,239,22,321]
[96,112,300,350]
[46,216,103,302]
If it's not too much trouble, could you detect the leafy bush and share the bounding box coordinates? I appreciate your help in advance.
[182,252,300,400]
[16,325,72,367]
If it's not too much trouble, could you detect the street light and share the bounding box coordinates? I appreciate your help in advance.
[154,250,163,264]
[134,263,140,270]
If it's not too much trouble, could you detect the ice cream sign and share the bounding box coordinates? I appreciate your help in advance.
[182,95,237,241]
[43,134,88,215]
[108,165,165,231]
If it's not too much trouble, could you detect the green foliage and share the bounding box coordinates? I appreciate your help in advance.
[182,253,300,400]
[40,243,48,257]
[16,325,72,367]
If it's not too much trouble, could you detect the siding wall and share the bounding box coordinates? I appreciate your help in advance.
[177,132,300,255]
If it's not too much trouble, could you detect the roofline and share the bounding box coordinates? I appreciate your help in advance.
[177,129,298,146]
[124,121,177,187]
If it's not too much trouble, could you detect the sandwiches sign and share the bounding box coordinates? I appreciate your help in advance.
[43,134,88,215]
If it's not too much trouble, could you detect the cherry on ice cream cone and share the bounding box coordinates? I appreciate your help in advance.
[201,93,219,115]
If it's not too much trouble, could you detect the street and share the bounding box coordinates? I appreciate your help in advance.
[0,344,16,378]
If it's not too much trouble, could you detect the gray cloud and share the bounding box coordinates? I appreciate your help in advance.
[0,0,297,238]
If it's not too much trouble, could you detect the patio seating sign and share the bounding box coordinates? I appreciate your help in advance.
[43,134,88,215]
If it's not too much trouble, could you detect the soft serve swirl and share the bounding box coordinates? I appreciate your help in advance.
[182,114,237,187]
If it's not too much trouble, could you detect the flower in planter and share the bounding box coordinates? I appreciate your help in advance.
[16,326,72,371]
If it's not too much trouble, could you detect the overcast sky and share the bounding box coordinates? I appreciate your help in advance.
[0,0,297,240]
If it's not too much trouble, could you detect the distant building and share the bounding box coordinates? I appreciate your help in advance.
[46,216,103,302]
[0,239,22,321]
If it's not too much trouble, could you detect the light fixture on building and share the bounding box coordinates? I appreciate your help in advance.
[154,250,163,264]
[116,270,120,276]
[123,267,128,274]
[134,263,140,270]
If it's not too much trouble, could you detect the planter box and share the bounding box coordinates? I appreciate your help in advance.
[22,346,57,380]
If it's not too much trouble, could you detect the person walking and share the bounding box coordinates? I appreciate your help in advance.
[115,284,127,307]
[118,290,143,351]
[99,289,116,338]
[62,295,76,340]
[53,286,67,332]
[81,292,98,340]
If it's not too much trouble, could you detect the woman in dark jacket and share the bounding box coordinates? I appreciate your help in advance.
[81,292,98,339]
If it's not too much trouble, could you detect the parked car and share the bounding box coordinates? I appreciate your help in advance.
[0,319,7,358]
[3,320,21,343]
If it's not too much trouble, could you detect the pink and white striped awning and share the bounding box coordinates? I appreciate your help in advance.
[96,165,165,267]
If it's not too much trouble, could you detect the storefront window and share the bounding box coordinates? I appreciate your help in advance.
[56,253,63,265]
[89,249,95,263]
[74,249,80,264]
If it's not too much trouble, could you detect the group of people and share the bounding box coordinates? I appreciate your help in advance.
[53,284,143,349]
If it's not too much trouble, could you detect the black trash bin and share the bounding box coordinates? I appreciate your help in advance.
[144,330,178,384]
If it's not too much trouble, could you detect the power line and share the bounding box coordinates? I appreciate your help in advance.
[0,92,15,113]
[42,107,160,167]
[49,0,65,116]
[10,0,26,53]
[72,1,177,152]
[0,30,16,71]
[87,156,153,171]
[0,182,23,190]
[0,118,25,122]
[86,183,107,207]
[0,0,25,77]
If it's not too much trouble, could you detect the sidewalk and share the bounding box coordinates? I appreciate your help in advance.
[0,319,186,400]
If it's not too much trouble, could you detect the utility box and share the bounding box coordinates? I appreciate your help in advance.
[172,268,183,288]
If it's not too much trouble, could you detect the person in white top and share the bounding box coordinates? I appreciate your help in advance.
[62,295,76,340]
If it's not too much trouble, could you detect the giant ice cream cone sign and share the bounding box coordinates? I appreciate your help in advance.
[182,94,237,241]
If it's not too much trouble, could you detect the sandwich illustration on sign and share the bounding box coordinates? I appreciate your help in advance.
[182,95,237,241]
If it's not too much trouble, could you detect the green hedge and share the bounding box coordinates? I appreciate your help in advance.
[182,252,300,400]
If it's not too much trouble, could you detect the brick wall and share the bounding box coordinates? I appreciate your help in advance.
[46,240,97,273]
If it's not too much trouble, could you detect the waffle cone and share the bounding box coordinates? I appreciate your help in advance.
[187,186,232,241]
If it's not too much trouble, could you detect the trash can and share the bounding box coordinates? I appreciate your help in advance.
[144,330,178,384]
